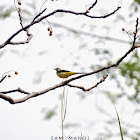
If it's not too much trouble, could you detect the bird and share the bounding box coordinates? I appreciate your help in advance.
[55,67,86,78]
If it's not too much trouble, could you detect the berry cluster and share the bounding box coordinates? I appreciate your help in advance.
[8,71,18,78]
[48,27,53,36]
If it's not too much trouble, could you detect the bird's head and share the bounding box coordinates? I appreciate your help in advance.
[54,68,61,72]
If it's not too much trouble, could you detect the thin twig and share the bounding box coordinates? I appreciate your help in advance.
[8,33,33,45]
[18,8,24,28]
[0,75,7,83]
[88,0,98,10]
[67,74,108,91]
[1,87,30,95]
[32,8,47,23]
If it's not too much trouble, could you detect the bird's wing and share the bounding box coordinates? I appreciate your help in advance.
[57,69,71,73]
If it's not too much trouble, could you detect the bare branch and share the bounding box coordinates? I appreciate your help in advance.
[18,7,23,28]
[1,88,30,95]
[39,6,120,20]
[0,70,18,83]
[31,8,47,23]
[0,17,139,104]
[8,7,33,45]
[67,74,108,91]
[63,19,139,84]
[0,93,15,104]
[61,46,138,86]
[0,75,7,83]
[0,40,139,104]
[9,33,33,45]
[0,83,65,104]
[88,0,98,10]
[0,5,120,49]
[1,1,137,104]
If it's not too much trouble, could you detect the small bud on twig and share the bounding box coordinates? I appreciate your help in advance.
[18,1,22,5]
[86,9,90,13]
[48,27,50,31]
[15,71,18,75]
[49,32,52,36]
[49,30,53,36]
[136,44,140,48]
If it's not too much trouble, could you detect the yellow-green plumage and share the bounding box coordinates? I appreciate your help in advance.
[56,71,75,78]
[55,68,85,78]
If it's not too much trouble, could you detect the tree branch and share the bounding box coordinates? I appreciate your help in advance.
[0,75,7,83]
[0,4,120,49]
[1,87,30,95]
[67,74,108,91]
[88,0,98,10]
[1,2,139,104]
[8,33,33,45]
[63,18,139,84]
[18,7,24,28]
[0,35,139,104]
[0,18,139,104]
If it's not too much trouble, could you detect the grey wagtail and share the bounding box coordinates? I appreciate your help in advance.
[55,68,86,78]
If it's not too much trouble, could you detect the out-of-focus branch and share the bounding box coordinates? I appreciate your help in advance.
[51,22,129,44]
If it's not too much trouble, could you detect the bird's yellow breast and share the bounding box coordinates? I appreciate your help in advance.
[57,72,75,78]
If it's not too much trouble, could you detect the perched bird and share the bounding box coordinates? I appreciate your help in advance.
[55,68,85,78]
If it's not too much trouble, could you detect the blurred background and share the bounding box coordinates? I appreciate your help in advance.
[0,0,140,139]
